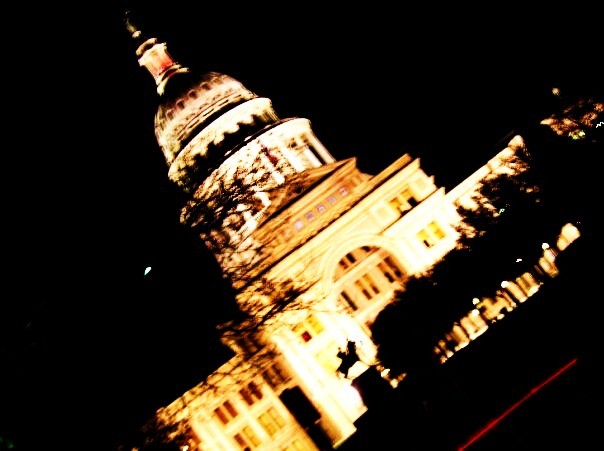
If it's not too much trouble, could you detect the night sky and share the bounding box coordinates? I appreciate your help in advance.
[109,4,600,288]
[110,4,599,319]
[2,3,600,449]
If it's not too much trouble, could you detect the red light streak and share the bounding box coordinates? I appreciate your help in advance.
[457,357,578,450]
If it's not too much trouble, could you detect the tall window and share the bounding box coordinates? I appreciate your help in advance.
[214,400,238,425]
[335,247,406,312]
[262,362,291,389]
[417,221,446,248]
[339,290,357,311]
[234,425,261,449]
[292,314,324,342]
[378,257,403,282]
[354,273,380,300]
[257,407,285,437]
[335,246,374,278]
[388,188,418,215]
[240,381,263,406]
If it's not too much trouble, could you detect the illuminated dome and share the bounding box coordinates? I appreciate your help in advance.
[167,96,280,187]
[155,71,257,167]
[127,13,335,197]
[126,15,280,191]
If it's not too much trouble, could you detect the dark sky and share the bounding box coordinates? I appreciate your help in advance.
[2,3,600,448]
[106,3,600,300]
[112,7,594,244]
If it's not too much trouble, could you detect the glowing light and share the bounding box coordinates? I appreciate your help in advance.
[501,281,509,288]
[551,87,561,96]
[144,266,152,276]
[341,383,363,406]
[472,297,480,305]
[542,242,550,250]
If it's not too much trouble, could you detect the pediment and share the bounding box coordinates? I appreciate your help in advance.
[259,159,356,223]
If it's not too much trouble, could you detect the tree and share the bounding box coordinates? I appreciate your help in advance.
[119,415,186,451]
[370,282,446,411]
[522,94,602,242]
[370,93,602,398]
[180,145,313,288]
[455,138,558,280]
[123,153,348,448]
[121,272,339,450]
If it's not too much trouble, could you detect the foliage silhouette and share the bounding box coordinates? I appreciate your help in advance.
[370,93,602,409]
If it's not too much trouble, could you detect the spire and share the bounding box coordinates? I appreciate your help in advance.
[124,11,189,95]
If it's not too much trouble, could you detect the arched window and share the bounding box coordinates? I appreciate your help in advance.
[334,246,406,311]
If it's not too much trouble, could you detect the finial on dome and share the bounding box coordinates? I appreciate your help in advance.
[124,11,189,96]
[124,11,141,40]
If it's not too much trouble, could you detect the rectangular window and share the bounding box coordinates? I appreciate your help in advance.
[215,400,238,425]
[258,407,285,437]
[418,230,433,248]
[224,400,238,417]
[339,290,357,310]
[378,262,395,282]
[214,407,229,425]
[388,188,417,215]
[428,221,446,239]
[362,273,380,294]
[384,257,403,278]
[418,221,446,248]
[242,426,261,447]
[262,362,290,388]
[293,315,324,342]
[249,382,263,401]
[233,433,247,449]
[240,381,263,405]
[388,198,407,213]
[355,280,372,300]
[306,314,324,335]
[240,387,253,405]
